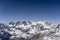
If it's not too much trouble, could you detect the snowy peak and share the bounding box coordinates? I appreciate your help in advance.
[0,21,60,40]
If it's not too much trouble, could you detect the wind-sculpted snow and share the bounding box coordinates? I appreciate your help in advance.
[0,21,60,40]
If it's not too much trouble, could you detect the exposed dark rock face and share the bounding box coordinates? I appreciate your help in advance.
[56,24,60,28]
[28,21,32,24]
[16,21,21,25]
[9,21,15,25]
[0,32,12,40]
[22,21,27,26]
[0,23,5,28]
[44,22,51,26]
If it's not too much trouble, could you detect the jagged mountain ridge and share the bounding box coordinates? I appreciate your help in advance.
[0,21,60,40]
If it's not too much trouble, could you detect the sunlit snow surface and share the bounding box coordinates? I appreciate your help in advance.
[0,21,60,40]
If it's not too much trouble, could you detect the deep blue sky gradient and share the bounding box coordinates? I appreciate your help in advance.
[0,0,60,23]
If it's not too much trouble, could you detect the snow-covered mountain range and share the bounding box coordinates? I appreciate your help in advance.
[0,21,60,40]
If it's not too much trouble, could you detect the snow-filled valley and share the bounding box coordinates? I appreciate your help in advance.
[0,21,60,40]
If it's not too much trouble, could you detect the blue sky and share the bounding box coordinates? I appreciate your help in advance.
[0,0,60,23]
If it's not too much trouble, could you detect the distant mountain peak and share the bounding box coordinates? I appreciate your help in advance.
[0,21,60,40]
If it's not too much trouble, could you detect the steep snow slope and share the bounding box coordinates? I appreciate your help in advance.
[0,21,60,40]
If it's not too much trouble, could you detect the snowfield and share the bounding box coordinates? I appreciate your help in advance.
[0,21,60,40]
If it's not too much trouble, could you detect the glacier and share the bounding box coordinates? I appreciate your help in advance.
[0,21,60,40]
